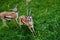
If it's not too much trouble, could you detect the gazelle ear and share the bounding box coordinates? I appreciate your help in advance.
[12,5,18,12]
[9,5,18,11]
[29,8,32,16]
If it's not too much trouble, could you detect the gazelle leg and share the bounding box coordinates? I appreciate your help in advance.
[15,18,22,28]
[13,18,18,27]
[15,18,19,24]
[31,25,35,32]
[2,18,8,27]
[22,21,34,32]
[30,19,35,33]
[20,18,23,25]
[19,19,23,28]
[28,26,33,33]
[28,24,35,33]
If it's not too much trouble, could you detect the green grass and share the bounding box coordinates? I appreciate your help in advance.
[0,0,60,40]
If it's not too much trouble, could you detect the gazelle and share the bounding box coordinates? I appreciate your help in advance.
[19,15,34,33]
[0,6,18,27]
[19,8,35,33]
[19,0,34,33]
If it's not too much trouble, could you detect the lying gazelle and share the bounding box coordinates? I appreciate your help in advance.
[0,6,18,27]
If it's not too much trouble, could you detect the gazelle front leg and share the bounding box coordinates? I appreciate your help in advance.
[30,25,35,33]
[20,17,23,25]
[28,26,33,33]
[28,18,35,33]
[15,18,18,24]
[13,18,18,27]
[22,21,34,33]
[2,18,8,27]
[27,24,35,33]
[19,17,24,28]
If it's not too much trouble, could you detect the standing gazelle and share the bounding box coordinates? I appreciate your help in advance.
[19,15,34,33]
[0,6,18,27]
[19,0,35,33]
[19,7,35,33]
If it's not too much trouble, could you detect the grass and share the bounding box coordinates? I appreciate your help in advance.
[0,0,60,40]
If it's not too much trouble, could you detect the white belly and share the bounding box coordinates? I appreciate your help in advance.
[6,16,12,18]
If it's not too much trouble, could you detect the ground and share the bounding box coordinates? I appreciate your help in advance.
[0,0,60,40]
